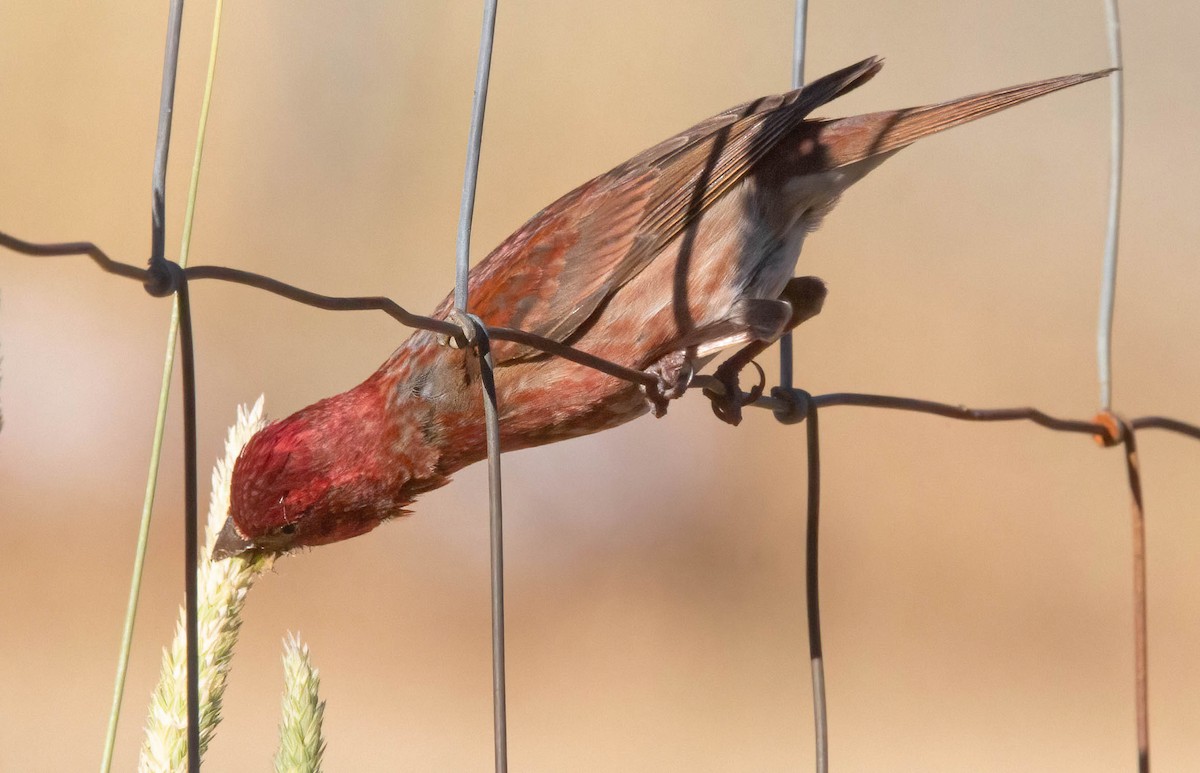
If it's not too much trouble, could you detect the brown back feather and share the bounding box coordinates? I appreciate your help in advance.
[459,57,885,361]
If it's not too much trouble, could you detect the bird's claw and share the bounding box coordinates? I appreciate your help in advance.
[643,353,694,418]
[704,359,766,427]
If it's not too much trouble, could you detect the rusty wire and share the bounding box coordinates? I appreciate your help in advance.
[1098,2,1149,768]
[1117,415,1150,773]
[1,0,1197,770]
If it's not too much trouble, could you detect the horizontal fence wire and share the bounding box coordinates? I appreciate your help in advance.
[1,0,1195,769]
[7,225,1200,458]
[5,229,1200,448]
[7,229,1197,771]
[6,230,1196,442]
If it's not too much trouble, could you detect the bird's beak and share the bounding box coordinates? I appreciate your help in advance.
[211,517,254,560]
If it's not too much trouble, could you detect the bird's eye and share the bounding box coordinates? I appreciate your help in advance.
[280,524,297,535]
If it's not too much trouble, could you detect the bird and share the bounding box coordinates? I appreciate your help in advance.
[213,57,1110,557]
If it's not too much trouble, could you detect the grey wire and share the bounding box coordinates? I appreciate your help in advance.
[176,273,202,773]
[778,0,808,390]
[781,3,827,771]
[801,388,828,773]
[1098,0,1124,410]
[146,1,199,770]
[452,2,506,770]
[455,0,500,311]
[476,318,508,773]
[1098,7,1146,768]
[151,0,185,268]
[792,0,808,89]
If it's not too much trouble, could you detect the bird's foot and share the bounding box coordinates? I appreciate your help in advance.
[703,358,766,426]
[643,351,694,418]
[701,277,827,426]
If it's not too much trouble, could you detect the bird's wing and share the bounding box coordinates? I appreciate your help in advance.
[439,56,884,363]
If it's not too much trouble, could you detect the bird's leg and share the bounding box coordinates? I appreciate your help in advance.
[705,276,827,426]
[640,295,793,417]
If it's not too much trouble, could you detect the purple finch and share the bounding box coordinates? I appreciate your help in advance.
[214,57,1108,557]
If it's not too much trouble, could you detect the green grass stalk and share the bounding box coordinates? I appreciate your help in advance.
[101,0,229,769]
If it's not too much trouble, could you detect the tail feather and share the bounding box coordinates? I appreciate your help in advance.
[820,69,1113,168]
[791,55,885,113]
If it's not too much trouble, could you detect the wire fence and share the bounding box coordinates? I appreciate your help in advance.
[1,1,1194,771]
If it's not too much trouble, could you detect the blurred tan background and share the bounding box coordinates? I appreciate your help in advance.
[2,0,1198,770]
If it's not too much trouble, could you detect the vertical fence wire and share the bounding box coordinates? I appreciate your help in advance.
[150,0,185,269]
[475,320,508,772]
[778,0,808,391]
[176,275,202,773]
[144,1,203,770]
[801,392,828,773]
[452,1,506,770]
[1098,0,1124,411]
[1119,422,1150,773]
[1098,2,1147,768]
[455,0,499,310]
[779,2,828,769]
[102,3,228,767]
[791,0,809,88]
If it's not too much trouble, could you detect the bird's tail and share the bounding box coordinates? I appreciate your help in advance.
[818,68,1113,168]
